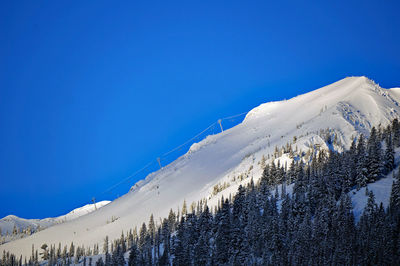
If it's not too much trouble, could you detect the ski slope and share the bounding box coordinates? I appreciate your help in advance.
[1,76,399,259]
[0,201,110,243]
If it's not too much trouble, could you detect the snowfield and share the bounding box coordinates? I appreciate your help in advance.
[1,76,399,259]
[0,201,110,244]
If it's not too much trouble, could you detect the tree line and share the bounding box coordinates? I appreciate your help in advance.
[2,119,400,265]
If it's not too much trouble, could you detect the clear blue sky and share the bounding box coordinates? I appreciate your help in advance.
[1,0,399,219]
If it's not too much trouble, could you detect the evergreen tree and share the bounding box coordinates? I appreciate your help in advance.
[128,243,139,266]
[138,223,147,251]
[230,185,251,264]
[384,133,395,174]
[103,236,109,254]
[3,121,400,266]
[366,127,383,183]
[104,252,111,266]
[111,243,125,266]
[120,231,126,253]
[40,244,49,261]
[390,169,400,217]
[214,198,231,265]
[148,214,156,246]
[393,118,400,147]
[173,217,189,266]
[182,200,187,217]
[95,257,104,266]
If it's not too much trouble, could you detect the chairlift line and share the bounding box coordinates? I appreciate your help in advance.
[157,157,162,169]
[218,119,223,132]
[95,110,248,201]
[98,160,155,197]
[161,121,217,158]
[161,111,247,159]
[220,111,248,121]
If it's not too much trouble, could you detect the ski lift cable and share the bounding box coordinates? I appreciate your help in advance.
[95,111,248,199]
[161,112,247,159]
[98,161,155,197]
[161,121,217,158]
[221,112,248,121]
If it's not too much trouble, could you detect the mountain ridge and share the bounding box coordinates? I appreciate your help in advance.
[1,76,399,258]
[0,201,110,244]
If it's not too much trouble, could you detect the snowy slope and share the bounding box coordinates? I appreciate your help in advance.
[350,148,400,220]
[350,174,394,220]
[1,76,400,258]
[0,201,110,243]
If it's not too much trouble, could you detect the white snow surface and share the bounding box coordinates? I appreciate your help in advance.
[2,76,400,258]
[350,148,400,221]
[350,175,394,221]
[0,201,110,239]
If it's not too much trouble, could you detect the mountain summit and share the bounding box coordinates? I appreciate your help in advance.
[2,76,399,258]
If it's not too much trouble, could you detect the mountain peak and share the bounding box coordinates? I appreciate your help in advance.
[1,77,399,258]
[1,215,19,221]
[244,75,385,124]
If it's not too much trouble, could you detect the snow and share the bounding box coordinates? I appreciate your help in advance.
[1,76,400,259]
[59,201,111,221]
[350,174,394,221]
[0,201,110,242]
[349,148,400,221]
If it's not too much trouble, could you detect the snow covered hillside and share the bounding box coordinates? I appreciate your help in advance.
[2,76,400,259]
[0,201,110,244]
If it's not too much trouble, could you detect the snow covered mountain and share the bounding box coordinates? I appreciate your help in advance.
[1,76,400,259]
[0,201,110,244]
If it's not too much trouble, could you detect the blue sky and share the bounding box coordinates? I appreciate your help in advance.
[1,0,399,218]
